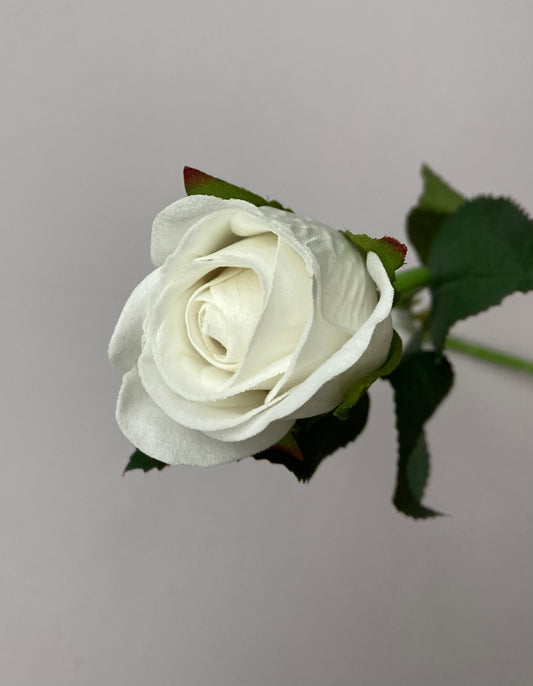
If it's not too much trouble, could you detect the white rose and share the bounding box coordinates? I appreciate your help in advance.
[109,196,394,466]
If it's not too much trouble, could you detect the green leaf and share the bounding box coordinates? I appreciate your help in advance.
[123,449,168,475]
[418,164,465,214]
[334,330,403,419]
[388,351,454,518]
[429,196,533,350]
[344,232,407,282]
[407,208,451,265]
[254,392,370,482]
[408,165,466,264]
[183,166,291,211]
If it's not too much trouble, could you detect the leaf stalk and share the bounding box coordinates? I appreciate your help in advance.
[394,266,432,296]
[445,336,533,375]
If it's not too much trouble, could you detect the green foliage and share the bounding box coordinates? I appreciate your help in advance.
[407,165,465,264]
[388,351,454,518]
[428,197,533,350]
[334,331,403,419]
[123,449,168,475]
[344,232,407,282]
[407,209,449,265]
[254,392,370,482]
[417,164,465,214]
[393,266,432,308]
[183,166,291,211]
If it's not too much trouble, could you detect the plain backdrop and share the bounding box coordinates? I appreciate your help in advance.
[2,1,533,685]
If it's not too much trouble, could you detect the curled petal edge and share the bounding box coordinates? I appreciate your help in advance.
[116,367,293,466]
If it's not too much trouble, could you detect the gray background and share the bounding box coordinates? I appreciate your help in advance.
[2,1,533,685]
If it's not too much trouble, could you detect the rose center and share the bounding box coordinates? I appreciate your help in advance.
[185,267,263,371]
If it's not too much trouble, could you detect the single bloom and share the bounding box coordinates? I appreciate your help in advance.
[109,195,395,466]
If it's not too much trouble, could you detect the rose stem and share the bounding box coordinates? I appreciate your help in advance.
[394,267,533,374]
[444,336,533,375]
[393,266,432,296]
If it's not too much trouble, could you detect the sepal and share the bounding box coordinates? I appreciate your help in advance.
[344,232,407,282]
[183,166,291,211]
[254,392,370,482]
[123,448,168,475]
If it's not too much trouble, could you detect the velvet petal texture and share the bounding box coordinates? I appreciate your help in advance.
[110,196,395,465]
[116,367,293,466]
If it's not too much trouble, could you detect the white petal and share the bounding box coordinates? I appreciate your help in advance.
[261,207,377,330]
[150,196,262,267]
[231,236,312,386]
[205,251,394,442]
[290,316,393,417]
[118,203,393,449]
[116,366,292,466]
[138,344,274,430]
[150,233,279,400]
[152,229,312,402]
[108,269,163,371]
[256,208,378,400]
[186,267,263,369]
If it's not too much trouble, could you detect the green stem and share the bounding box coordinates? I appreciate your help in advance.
[445,336,533,375]
[393,267,533,374]
[394,266,432,296]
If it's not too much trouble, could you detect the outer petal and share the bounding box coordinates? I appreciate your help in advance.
[108,269,163,371]
[261,207,377,331]
[150,195,262,267]
[256,207,379,399]
[204,252,394,442]
[116,367,293,466]
[290,315,393,418]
